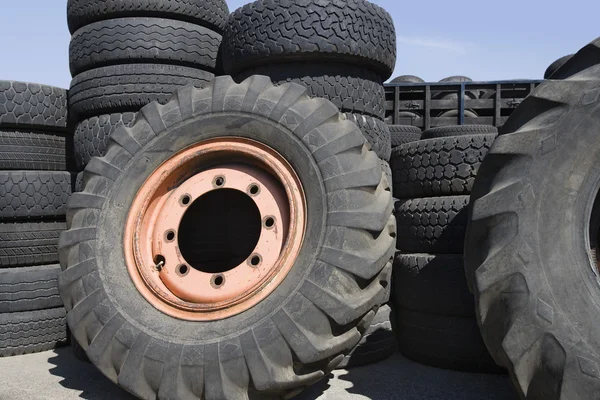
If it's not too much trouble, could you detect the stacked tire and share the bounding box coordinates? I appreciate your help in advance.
[66,0,229,170]
[390,124,502,372]
[0,81,72,356]
[436,76,479,121]
[221,0,397,368]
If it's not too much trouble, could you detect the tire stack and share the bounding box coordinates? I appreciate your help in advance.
[435,76,479,121]
[0,81,72,356]
[390,124,503,372]
[221,0,397,368]
[66,0,229,170]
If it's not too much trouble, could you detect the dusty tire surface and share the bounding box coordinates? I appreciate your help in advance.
[0,264,62,313]
[59,76,395,399]
[0,222,65,268]
[344,114,391,161]
[222,0,396,78]
[0,130,68,171]
[464,38,600,400]
[389,125,421,148]
[69,18,221,75]
[67,0,229,34]
[544,54,574,79]
[421,125,497,140]
[0,308,67,357]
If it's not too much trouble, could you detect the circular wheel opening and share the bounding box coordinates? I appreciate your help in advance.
[178,189,262,274]
[589,187,600,274]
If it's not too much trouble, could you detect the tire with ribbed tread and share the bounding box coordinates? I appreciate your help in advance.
[389,125,421,148]
[421,124,497,140]
[0,264,62,313]
[0,130,68,171]
[0,222,65,267]
[0,308,67,357]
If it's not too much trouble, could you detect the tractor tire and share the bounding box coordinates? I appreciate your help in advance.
[544,54,574,79]
[344,114,391,161]
[58,76,395,399]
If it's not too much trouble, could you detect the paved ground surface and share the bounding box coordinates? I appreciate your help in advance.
[0,347,517,400]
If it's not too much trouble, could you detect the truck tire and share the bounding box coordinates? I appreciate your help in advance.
[0,264,62,313]
[421,125,497,140]
[67,0,229,34]
[464,37,600,399]
[0,130,67,171]
[222,0,396,79]
[0,308,67,357]
[544,54,574,79]
[390,75,425,84]
[0,222,65,267]
[389,125,421,148]
[344,114,391,161]
[391,134,496,198]
[69,18,221,76]
[58,76,395,399]
[396,196,469,254]
[69,64,214,119]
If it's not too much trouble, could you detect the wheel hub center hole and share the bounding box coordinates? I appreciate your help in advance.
[178,189,262,274]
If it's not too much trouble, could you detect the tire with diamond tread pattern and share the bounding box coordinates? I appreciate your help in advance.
[0,264,62,313]
[389,125,421,148]
[0,222,65,267]
[235,63,385,119]
[222,0,397,79]
[67,0,229,34]
[464,38,600,400]
[391,134,496,198]
[69,64,214,119]
[0,130,68,171]
[421,125,497,140]
[396,196,469,254]
[58,76,395,399]
[0,308,67,357]
[344,114,391,161]
[69,18,221,76]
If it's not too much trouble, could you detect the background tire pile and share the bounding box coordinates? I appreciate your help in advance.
[0,81,72,356]
[390,124,502,372]
[221,0,397,368]
[66,0,229,171]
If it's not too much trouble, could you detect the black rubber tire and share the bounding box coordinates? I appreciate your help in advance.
[390,75,425,84]
[235,63,385,119]
[389,125,421,148]
[396,309,502,373]
[0,308,67,357]
[0,221,65,268]
[0,171,72,220]
[74,113,137,170]
[436,76,478,100]
[421,125,497,140]
[69,18,221,76]
[344,114,391,161]
[222,0,397,79]
[391,134,496,198]
[0,264,62,313]
[395,196,469,254]
[58,76,395,399]
[544,54,574,79]
[439,76,472,83]
[67,0,229,34]
[0,130,68,171]
[393,253,474,317]
[0,81,68,131]
[337,304,396,369]
[69,64,214,119]
[464,38,600,399]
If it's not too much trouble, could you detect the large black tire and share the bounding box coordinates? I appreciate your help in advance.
[390,75,425,84]
[0,308,67,357]
[0,264,62,313]
[0,222,65,267]
[0,130,68,171]
[393,253,474,317]
[344,114,391,161]
[58,76,395,399]
[235,64,386,119]
[395,196,469,254]
[544,54,574,79]
[222,0,397,79]
[67,0,229,34]
[0,81,68,131]
[389,125,421,148]
[391,134,496,198]
[464,38,600,399]
[68,64,214,119]
[396,309,502,373]
[69,18,221,76]
[74,113,137,170]
[0,171,72,220]
[421,124,497,140]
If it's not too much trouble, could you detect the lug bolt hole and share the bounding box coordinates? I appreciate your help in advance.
[211,274,225,288]
[248,184,260,196]
[264,217,275,229]
[180,195,191,206]
[176,264,189,277]
[213,176,226,188]
[165,230,176,242]
[153,255,166,271]
[249,254,262,267]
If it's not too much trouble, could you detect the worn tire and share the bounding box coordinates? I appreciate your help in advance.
[396,309,502,373]
[0,308,67,357]
[74,113,137,170]
[0,222,65,267]
[222,0,396,79]
[69,64,214,119]
[344,114,391,161]
[393,253,473,317]
[236,64,385,119]
[58,76,395,399]
[69,18,221,76]
[464,38,600,399]
[422,125,497,140]
[389,125,421,148]
[0,264,62,313]
[0,130,68,171]
[391,134,496,198]
[544,54,574,79]
[67,0,229,34]
[390,75,425,84]
[396,196,469,254]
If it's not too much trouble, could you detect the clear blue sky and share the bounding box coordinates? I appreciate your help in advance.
[1,0,599,89]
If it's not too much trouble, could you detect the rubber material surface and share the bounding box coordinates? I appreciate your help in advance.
[222,0,397,78]
[344,114,391,161]
[544,54,574,79]
[0,308,67,357]
[0,264,62,313]
[69,18,221,76]
[0,222,65,268]
[390,75,425,84]
[389,125,421,148]
[0,130,67,171]
[421,125,497,140]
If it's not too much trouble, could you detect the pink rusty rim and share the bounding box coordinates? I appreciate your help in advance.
[124,138,306,321]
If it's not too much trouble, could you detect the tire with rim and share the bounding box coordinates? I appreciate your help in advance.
[58,76,395,399]
[464,37,600,399]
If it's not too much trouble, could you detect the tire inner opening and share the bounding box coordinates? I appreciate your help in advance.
[589,186,600,275]
[178,189,262,274]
